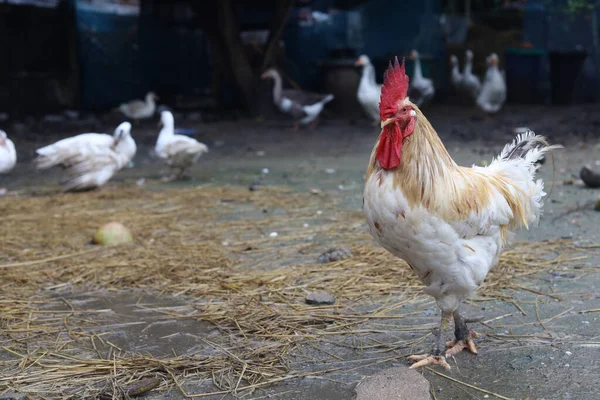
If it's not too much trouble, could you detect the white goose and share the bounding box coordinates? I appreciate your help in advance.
[355,55,382,123]
[261,69,334,130]
[476,53,507,114]
[449,55,463,91]
[462,50,482,100]
[0,130,16,175]
[155,111,208,180]
[35,122,137,191]
[408,50,435,107]
[119,92,158,121]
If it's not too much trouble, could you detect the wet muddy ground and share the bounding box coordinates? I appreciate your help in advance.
[2,104,600,399]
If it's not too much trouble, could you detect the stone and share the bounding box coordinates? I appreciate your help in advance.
[594,196,600,212]
[580,165,600,188]
[354,367,431,400]
[305,291,335,305]
[318,247,352,263]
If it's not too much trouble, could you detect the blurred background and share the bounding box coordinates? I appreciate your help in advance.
[2,0,599,118]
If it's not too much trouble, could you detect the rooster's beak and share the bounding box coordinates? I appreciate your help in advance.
[380,118,394,129]
[354,59,362,67]
[380,111,417,129]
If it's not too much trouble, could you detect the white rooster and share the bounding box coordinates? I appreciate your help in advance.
[355,54,382,124]
[155,111,208,180]
[363,57,560,370]
[35,122,136,191]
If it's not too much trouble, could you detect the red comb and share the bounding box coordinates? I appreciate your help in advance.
[379,57,409,121]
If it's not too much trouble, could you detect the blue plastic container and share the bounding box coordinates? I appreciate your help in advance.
[504,48,548,104]
[75,1,143,109]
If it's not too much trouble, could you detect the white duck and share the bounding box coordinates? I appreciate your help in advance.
[0,130,16,175]
[408,50,435,107]
[35,122,137,191]
[449,55,463,91]
[155,111,208,180]
[476,53,507,114]
[261,69,334,130]
[355,55,382,123]
[119,92,158,121]
[462,50,482,100]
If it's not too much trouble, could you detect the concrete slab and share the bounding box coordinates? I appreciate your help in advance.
[3,105,600,399]
[354,367,431,400]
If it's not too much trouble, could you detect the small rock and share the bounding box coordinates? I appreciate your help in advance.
[580,165,600,188]
[256,150,266,156]
[269,232,278,237]
[310,188,321,195]
[325,168,336,174]
[249,180,262,191]
[354,367,431,400]
[136,178,146,186]
[261,168,269,175]
[318,247,352,263]
[594,196,600,212]
[305,291,335,305]
[0,187,7,196]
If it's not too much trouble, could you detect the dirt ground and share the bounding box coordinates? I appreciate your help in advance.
[2,104,600,399]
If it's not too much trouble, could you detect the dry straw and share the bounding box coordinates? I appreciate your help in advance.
[0,183,589,398]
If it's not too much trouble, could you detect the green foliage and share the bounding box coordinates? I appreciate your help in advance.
[564,0,598,16]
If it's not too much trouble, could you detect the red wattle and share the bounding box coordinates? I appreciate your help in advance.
[376,125,402,170]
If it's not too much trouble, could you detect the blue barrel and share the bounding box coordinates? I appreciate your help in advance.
[75,1,144,109]
[504,48,548,104]
[549,51,588,105]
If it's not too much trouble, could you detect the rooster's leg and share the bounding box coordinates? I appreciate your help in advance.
[445,311,482,356]
[408,312,452,370]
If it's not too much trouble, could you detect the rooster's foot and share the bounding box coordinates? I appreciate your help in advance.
[445,330,481,356]
[408,354,451,370]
